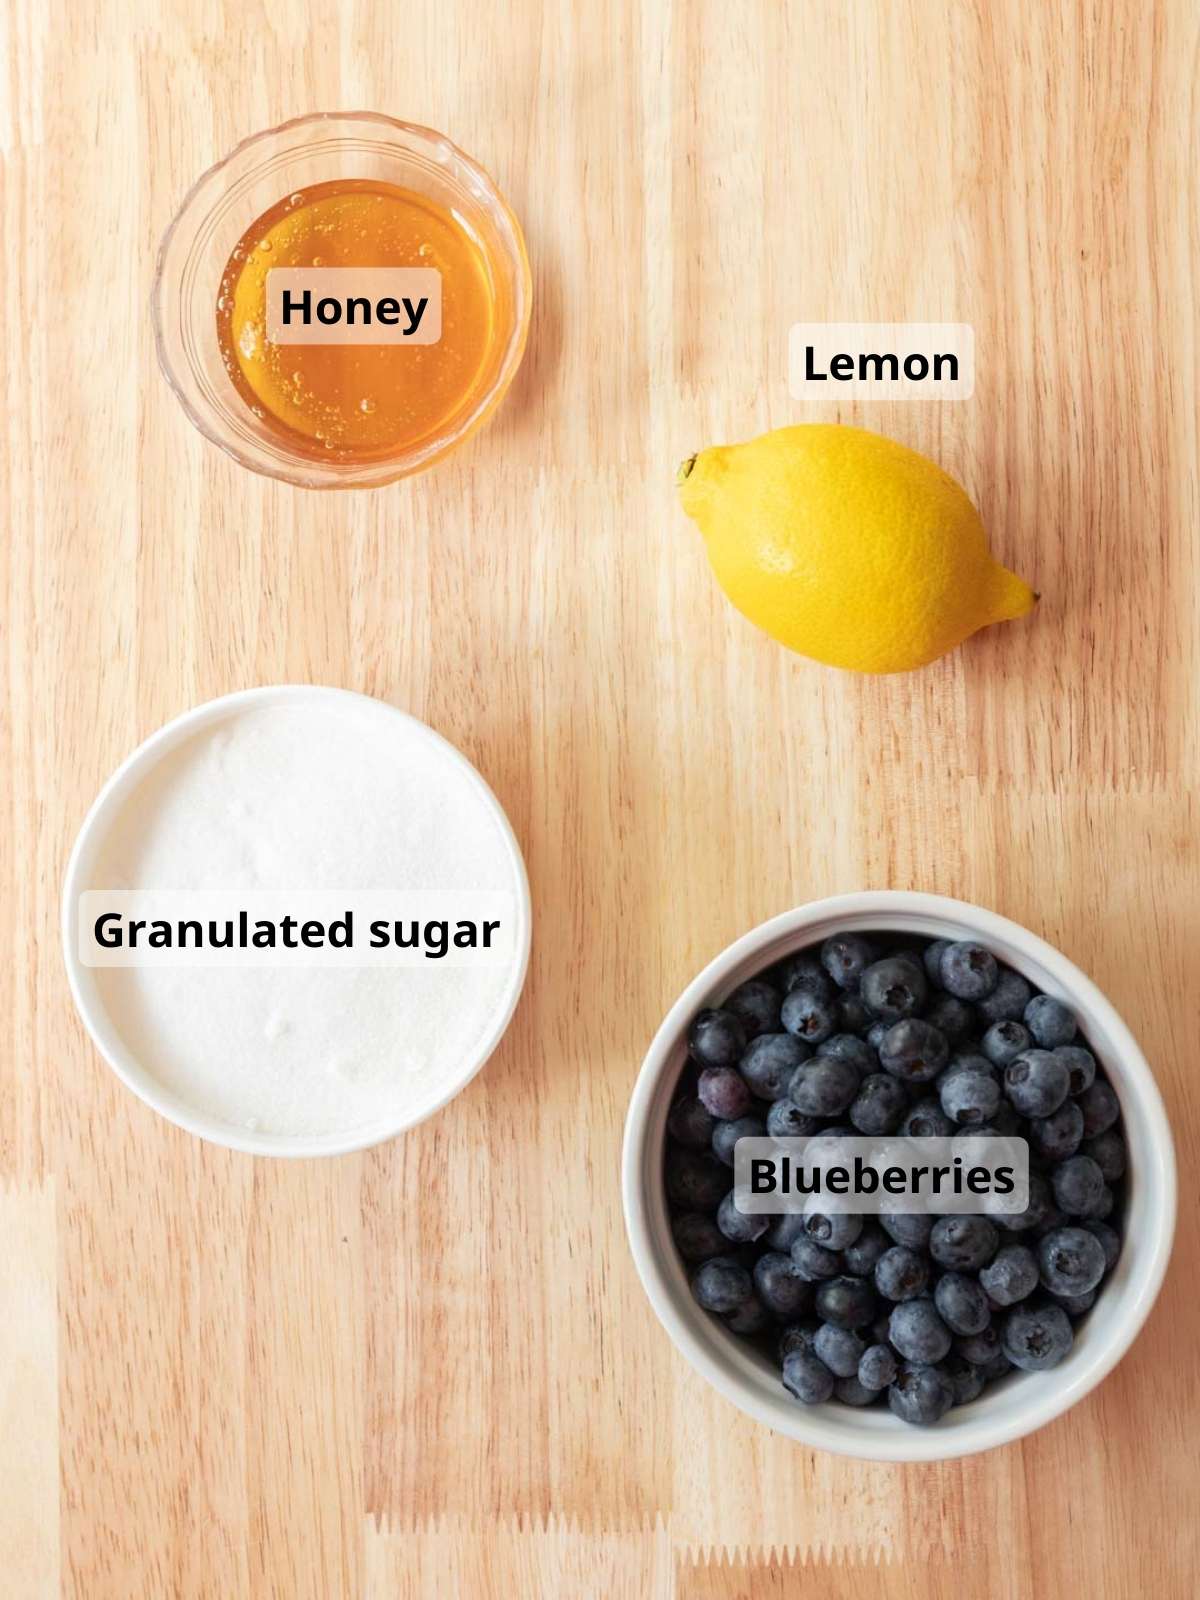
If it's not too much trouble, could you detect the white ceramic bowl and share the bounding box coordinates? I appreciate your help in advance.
[63,686,532,1158]
[622,891,1176,1461]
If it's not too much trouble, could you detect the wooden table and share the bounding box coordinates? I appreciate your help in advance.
[3,2,1197,1595]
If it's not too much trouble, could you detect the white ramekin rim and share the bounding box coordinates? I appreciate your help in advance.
[62,685,532,1158]
[622,891,1176,1462]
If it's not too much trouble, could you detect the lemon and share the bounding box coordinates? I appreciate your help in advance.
[678,424,1036,673]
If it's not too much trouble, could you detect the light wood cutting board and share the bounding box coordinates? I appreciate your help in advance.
[2,1,1198,1595]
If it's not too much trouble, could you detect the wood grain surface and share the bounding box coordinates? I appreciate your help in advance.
[2,1,1198,1596]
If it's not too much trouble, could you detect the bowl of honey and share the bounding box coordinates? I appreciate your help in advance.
[153,112,531,488]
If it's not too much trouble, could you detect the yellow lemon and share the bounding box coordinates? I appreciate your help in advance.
[678,424,1036,673]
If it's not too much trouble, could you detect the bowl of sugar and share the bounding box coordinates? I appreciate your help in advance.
[63,686,531,1155]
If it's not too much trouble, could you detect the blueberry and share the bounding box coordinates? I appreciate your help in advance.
[815,1275,877,1329]
[802,1210,863,1251]
[873,1245,929,1303]
[1029,1100,1085,1161]
[780,985,839,1046]
[924,993,976,1044]
[989,1099,1021,1135]
[816,1033,876,1077]
[725,1294,770,1334]
[858,1343,898,1391]
[790,1237,843,1281]
[789,1056,859,1117]
[765,1099,821,1139]
[1050,1288,1097,1317]
[836,992,872,1034]
[889,1298,952,1363]
[666,1094,716,1151]
[1083,1220,1121,1272]
[923,939,952,985]
[879,1019,949,1082]
[1089,1185,1114,1220]
[820,933,876,991]
[930,1216,999,1271]
[724,978,782,1040]
[671,1211,727,1262]
[781,1349,835,1404]
[980,1245,1039,1306]
[717,1191,770,1244]
[1024,994,1078,1049]
[765,1212,809,1251]
[688,1008,747,1067]
[696,1066,753,1121]
[814,1322,865,1377]
[866,1020,890,1052]
[861,956,928,1021]
[1055,1044,1096,1096]
[939,1066,1001,1126]
[1002,1302,1074,1370]
[711,1115,765,1165]
[665,1148,728,1210]
[739,1033,809,1100]
[976,967,1033,1024]
[776,952,835,999]
[899,1098,955,1137]
[691,1258,752,1313]
[850,1073,910,1135]
[1078,1079,1120,1138]
[1037,1226,1107,1296]
[1051,1154,1107,1217]
[981,1019,1032,1069]
[943,1352,986,1406]
[996,1171,1053,1233]
[753,1251,813,1318]
[778,1320,819,1360]
[888,1361,954,1425]
[956,1324,1002,1365]
[1004,1050,1071,1118]
[842,1222,890,1277]
[835,1375,879,1406]
[977,1350,1014,1383]
[880,1213,934,1249]
[939,941,999,1001]
[934,1272,991,1335]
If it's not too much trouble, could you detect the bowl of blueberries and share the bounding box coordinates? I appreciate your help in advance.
[622,892,1175,1460]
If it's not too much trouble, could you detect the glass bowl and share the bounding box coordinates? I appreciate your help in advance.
[152,112,531,489]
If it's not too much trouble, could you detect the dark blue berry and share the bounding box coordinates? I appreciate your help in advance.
[835,1375,879,1406]
[688,1007,747,1067]
[874,1245,930,1302]
[1083,1220,1121,1272]
[725,1295,770,1334]
[814,1322,865,1377]
[849,1073,909,1135]
[858,1343,898,1391]
[980,1245,1039,1306]
[1004,1050,1070,1118]
[765,1099,821,1139]
[942,1352,986,1406]
[1024,994,1077,1049]
[889,1298,952,1363]
[880,1213,934,1249]
[861,956,928,1021]
[1002,1302,1074,1370]
[671,1211,726,1262]
[981,1019,1032,1068]
[977,1350,1013,1382]
[789,1056,859,1117]
[667,1094,716,1151]
[1051,1155,1107,1217]
[776,953,834,999]
[816,1033,876,1077]
[781,1349,835,1404]
[790,1237,843,1281]
[1037,1226,1107,1296]
[711,1115,765,1165]
[1029,1100,1084,1161]
[665,1147,728,1210]
[697,1065,753,1120]
[923,993,976,1044]
[753,1251,812,1318]
[691,1258,752,1313]
[975,967,1033,1024]
[739,1033,809,1100]
[899,1099,955,1138]
[1055,1044,1096,1095]
[934,1272,991,1335]
[724,978,781,1040]
[814,1275,877,1329]
[1078,1079,1120,1137]
[820,933,875,991]
[1050,1288,1097,1317]
[939,941,999,1001]
[930,1215,998,1271]
[879,1019,948,1082]
[717,1191,770,1244]
[939,1065,1001,1126]
[778,1321,819,1360]
[765,1212,808,1251]
[841,1222,890,1277]
[888,1361,954,1425]
[996,1171,1053,1233]
[956,1324,1003,1365]
[780,985,838,1045]
[836,992,871,1034]
[923,939,952,984]
[802,1210,863,1251]
[866,1019,889,1052]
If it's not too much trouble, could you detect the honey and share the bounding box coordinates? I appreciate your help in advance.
[216,180,497,462]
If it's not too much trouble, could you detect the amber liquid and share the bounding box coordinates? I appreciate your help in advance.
[216,180,497,462]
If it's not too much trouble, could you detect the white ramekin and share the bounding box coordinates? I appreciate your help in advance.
[622,891,1176,1461]
[62,686,532,1158]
